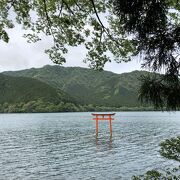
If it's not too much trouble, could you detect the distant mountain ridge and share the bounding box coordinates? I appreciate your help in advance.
[3,65,151,107]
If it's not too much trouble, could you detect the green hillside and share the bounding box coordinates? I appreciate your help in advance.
[0,73,68,104]
[3,65,151,107]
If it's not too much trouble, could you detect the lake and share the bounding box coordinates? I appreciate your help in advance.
[0,112,179,179]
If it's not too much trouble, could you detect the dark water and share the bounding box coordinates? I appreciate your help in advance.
[0,112,179,180]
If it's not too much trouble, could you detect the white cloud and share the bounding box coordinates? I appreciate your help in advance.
[0,25,142,74]
[104,58,142,74]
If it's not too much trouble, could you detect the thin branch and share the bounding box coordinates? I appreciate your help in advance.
[90,0,123,48]
[90,0,106,30]
[58,2,64,17]
[73,0,87,13]
[42,0,56,43]
[62,0,75,15]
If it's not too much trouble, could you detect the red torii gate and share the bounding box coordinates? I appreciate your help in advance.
[92,113,115,136]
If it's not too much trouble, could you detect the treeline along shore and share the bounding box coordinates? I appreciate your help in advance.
[0,100,156,113]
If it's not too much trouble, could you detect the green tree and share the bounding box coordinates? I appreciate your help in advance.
[113,0,180,110]
[22,101,37,112]
[0,104,2,112]
[133,137,180,179]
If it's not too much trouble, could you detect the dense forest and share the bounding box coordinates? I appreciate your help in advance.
[1,66,156,113]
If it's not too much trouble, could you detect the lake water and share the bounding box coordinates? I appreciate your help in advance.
[0,112,179,179]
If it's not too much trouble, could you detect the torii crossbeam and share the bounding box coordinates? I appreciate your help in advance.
[92,113,115,136]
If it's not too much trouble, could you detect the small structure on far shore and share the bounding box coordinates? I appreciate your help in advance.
[92,113,115,136]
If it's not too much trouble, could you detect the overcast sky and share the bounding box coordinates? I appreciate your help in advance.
[0,25,142,74]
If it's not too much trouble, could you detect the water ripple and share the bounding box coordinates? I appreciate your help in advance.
[0,112,180,179]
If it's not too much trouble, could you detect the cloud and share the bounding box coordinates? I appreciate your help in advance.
[0,25,141,74]
[104,57,142,74]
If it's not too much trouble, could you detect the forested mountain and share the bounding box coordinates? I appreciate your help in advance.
[0,73,69,104]
[3,65,151,107]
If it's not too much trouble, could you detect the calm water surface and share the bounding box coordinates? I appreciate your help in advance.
[0,112,180,179]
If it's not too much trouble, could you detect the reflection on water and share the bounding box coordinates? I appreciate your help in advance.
[95,135,113,151]
[0,112,179,179]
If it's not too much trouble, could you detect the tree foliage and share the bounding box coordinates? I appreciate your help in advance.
[160,136,180,162]
[132,167,180,180]
[133,136,180,179]
[139,74,180,110]
[112,0,180,110]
